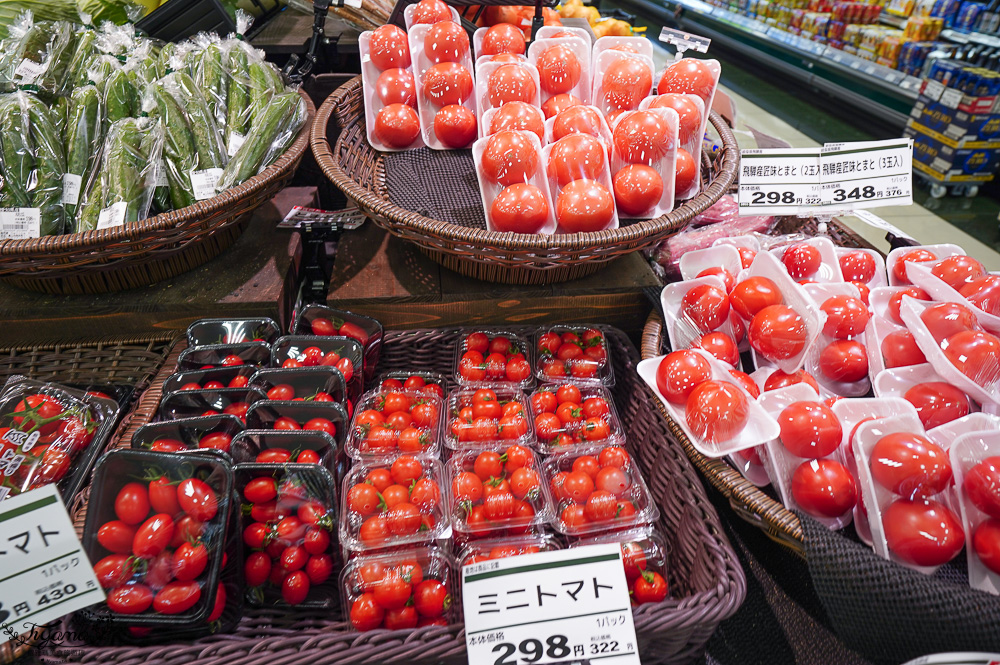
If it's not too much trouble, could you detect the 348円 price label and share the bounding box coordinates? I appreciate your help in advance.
[820,139,912,209]
[462,544,640,665]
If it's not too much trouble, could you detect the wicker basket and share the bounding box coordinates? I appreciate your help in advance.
[0,92,315,295]
[42,327,745,665]
[0,333,178,665]
[311,76,740,285]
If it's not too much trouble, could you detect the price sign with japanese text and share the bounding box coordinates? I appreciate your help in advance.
[0,485,104,644]
[820,139,913,209]
[738,147,822,215]
[463,544,640,665]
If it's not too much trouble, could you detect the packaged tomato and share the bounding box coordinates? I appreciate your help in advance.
[802,283,871,397]
[186,317,281,347]
[638,93,704,200]
[445,386,534,450]
[591,36,654,61]
[475,60,542,118]
[236,462,338,607]
[835,247,887,290]
[637,348,779,458]
[758,383,856,529]
[592,50,654,120]
[408,21,478,150]
[132,414,244,455]
[769,237,844,284]
[472,129,556,234]
[342,547,457,631]
[447,444,554,540]
[403,0,460,29]
[569,527,669,606]
[949,427,1000,594]
[853,412,963,572]
[872,363,974,430]
[536,25,591,43]
[80,449,233,625]
[291,304,384,384]
[885,243,963,287]
[527,383,623,452]
[360,26,425,151]
[158,387,266,422]
[654,57,721,170]
[480,101,545,142]
[244,400,349,442]
[544,104,613,145]
[534,325,614,385]
[379,371,448,399]
[543,133,619,233]
[473,24,527,61]
[454,329,535,388]
[528,37,592,108]
[609,107,678,219]
[678,241,743,290]
[347,389,443,460]
[271,335,363,401]
[0,379,120,503]
[177,342,271,370]
[458,533,562,566]
[661,275,743,370]
[249,366,347,406]
[713,234,761,271]
[162,365,258,394]
[903,252,1000,331]
[231,429,340,472]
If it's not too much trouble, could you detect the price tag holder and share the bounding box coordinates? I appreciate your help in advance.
[940,88,964,109]
[658,27,711,56]
[0,208,40,239]
[0,485,105,644]
[462,544,640,665]
[923,79,946,101]
[820,138,912,209]
[738,147,822,215]
[278,205,366,230]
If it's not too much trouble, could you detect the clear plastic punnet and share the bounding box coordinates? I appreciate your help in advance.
[527,382,624,452]
[543,133,619,233]
[803,282,871,398]
[608,106,678,219]
[568,526,670,605]
[359,28,424,152]
[638,93,705,201]
[346,389,443,460]
[950,429,1000,595]
[132,414,244,454]
[157,387,265,422]
[528,37,592,108]
[637,349,780,458]
[533,325,614,386]
[444,385,534,450]
[162,365,258,396]
[176,342,271,371]
[458,533,562,566]
[472,129,556,235]
[873,363,975,430]
[886,243,964,287]
[660,275,743,370]
[454,329,535,389]
[408,22,477,150]
[769,236,845,284]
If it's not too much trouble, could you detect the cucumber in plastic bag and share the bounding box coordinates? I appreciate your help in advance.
[218,92,302,190]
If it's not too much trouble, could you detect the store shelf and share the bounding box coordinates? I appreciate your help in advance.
[619,0,921,128]
[940,27,1000,46]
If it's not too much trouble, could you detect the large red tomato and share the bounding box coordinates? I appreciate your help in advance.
[942,330,1000,386]
[489,101,543,141]
[729,369,760,398]
[692,332,739,367]
[602,57,652,110]
[821,295,869,339]
[374,104,420,148]
[791,459,857,518]
[920,301,983,344]
[887,287,930,326]
[655,349,712,405]
[973,518,1000,574]
[424,21,469,63]
[892,248,937,283]
[730,277,783,320]
[613,164,662,216]
[422,62,473,107]
[839,250,876,283]
[555,179,614,232]
[480,131,538,186]
[819,339,869,383]
[537,45,582,95]
[612,110,671,165]
[881,330,927,369]
[902,382,970,429]
[433,104,476,148]
[685,380,749,444]
[411,0,452,24]
[547,134,606,186]
[737,246,757,269]
[369,25,410,70]
[870,432,952,498]
[552,105,604,141]
[489,184,549,233]
[764,369,819,393]
[480,23,525,56]
[376,68,416,107]
[964,456,1000,518]
[777,401,842,458]
[931,254,985,290]
[749,305,807,361]
[697,267,735,293]
[541,93,582,119]
[782,243,822,280]
[647,94,701,144]
[488,64,537,107]
[960,275,1000,316]
[882,498,964,566]
[656,58,715,101]
[681,284,730,332]
[674,148,696,193]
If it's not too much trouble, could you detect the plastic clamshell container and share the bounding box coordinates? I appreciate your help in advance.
[835,246,888,288]
[568,526,670,602]
[235,462,338,608]
[885,243,965,287]
[162,366,258,395]
[157,387,266,422]
[533,325,615,386]
[249,366,347,405]
[270,335,364,402]
[802,282,871,398]
[230,429,341,472]
[637,349,780,458]
[457,533,563,566]
[660,275,744,371]
[527,382,625,452]
[346,389,444,460]
[132,414,245,454]
[80,448,233,626]
[444,385,535,450]
[186,318,281,347]
[244,399,349,436]
[543,443,659,536]
[950,429,1000,594]
[378,370,450,395]
[358,29,425,152]
[290,304,385,385]
[453,329,535,390]
[177,342,271,371]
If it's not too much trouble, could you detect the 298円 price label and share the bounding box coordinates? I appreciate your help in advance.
[738,148,821,215]
[462,544,640,665]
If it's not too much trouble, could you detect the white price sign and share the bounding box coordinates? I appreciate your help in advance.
[191,168,223,201]
[0,485,105,644]
[820,139,912,209]
[463,544,640,665]
[0,208,40,239]
[738,147,821,215]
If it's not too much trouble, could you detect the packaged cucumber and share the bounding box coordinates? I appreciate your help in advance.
[65,28,97,91]
[217,91,305,190]
[103,67,139,123]
[221,11,257,158]
[195,40,229,132]
[2,17,75,94]
[63,84,102,229]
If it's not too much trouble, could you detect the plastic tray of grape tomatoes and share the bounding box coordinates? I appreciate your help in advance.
[162,365,257,395]
[271,335,364,402]
[570,527,670,607]
[378,371,449,398]
[187,318,282,347]
[342,547,457,631]
[454,330,534,389]
[231,429,341,471]
[249,366,347,406]
[158,387,266,423]
[244,400,349,441]
[534,326,615,386]
[528,383,625,452]
[291,304,385,385]
[131,414,244,455]
[0,378,121,503]
[341,454,449,554]
[457,533,562,566]
[544,444,659,536]
[447,443,554,540]
[236,462,339,607]
[177,342,272,371]
[80,449,233,626]
[347,389,444,460]
[444,386,534,450]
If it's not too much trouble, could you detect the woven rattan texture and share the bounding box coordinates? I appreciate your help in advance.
[0,92,315,295]
[310,76,740,284]
[42,328,745,665]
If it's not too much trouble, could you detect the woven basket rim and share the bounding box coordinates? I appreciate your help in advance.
[0,90,315,257]
[0,331,183,354]
[310,75,740,251]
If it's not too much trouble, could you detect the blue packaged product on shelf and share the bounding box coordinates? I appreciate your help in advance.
[932,0,962,21]
[955,1,985,29]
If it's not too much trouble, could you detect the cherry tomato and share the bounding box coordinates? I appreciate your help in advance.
[613,164,662,216]
[115,482,150,526]
[422,61,473,106]
[892,248,937,283]
[821,295,869,339]
[375,68,416,107]
[433,104,476,148]
[173,542,208,582]
[920,301,983,344]
[903,382,970,429]
[561,470,594,503]
[963,456,1000,518]
[819,339,868,383]
[282,570,310,605]
[674,148,696,193]
[107,584,154,615]
[973,518,1000,574]
[552,105,605,140]
[480,23,525,55]
[655,350,711,404]
[423,20,469,63]
[98,520,137,555]
[870,432,951,498]
[374,104,420,149]
[244,477,278,504]
[681,284,730,332]
[749,305,807,361]
[882,498,964,566]
[685,380,748,444]
[350,592,384,631]
[489,183,549,233]
[887,287,930,326]
[648,93,701,143]
[730,276,783,320]
[133,514,175,558]
[612,110,671,164]
[267,384,295,401]
[777,401,841,458]
[488,63,537,107]
[838,250,876,282]
[368,25,410,70]
[602,57,652,110]
[595,466,629,496]
[692,332,739,367]
[452,471,484,503]
[556,384,582,404]
[555,179,614,232]
[881,330,926,369]
[782,243,821,279]
[931,254,984,290]
[94,554,130,589]
[178,478,218,521]
[489,101,543,141]
[548,134,605,186]
[633,571,668,604]
[943,330,1000,385]
[541,93,582,119]
[791,458,856,518]
[199,431,232,453]
[537,44,582,94]
[481,130,538,186]
[960,275,1000,316]
[656,57,715,101]
[413,579,449,617]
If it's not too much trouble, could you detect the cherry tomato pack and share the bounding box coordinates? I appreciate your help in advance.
[132,414,245,455]
[158,387,266,422]
[231,429,341,472]
[457,533,562,566]
[161,365,258,395]
[186,317,281,347]
[347,388,444,460]
[569,526,670,606]
[177,342,271,370]
[291,304,385,384]
[527,383,625,453]
[534,326,614,385]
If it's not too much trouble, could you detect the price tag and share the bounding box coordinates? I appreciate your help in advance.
[155,161,169,188]
[738,147,822,215]
[96,201,127,230]
[462,544,639,665]
[923,79,946,101]
[279,205,367,230]
[658,27,711,54]
[820,138,912,209]
[190,168,223,201]
[0,485,105,644]
[61,173,82,206]
[0,208,40,239]
[13,59,44,83]
[940,88,964,109]
[227,133,247,157]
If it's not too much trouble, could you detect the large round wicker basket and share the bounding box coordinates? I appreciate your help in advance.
[0,91,315,295]
[311,76,740,285]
